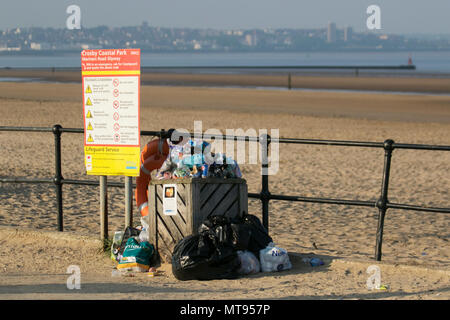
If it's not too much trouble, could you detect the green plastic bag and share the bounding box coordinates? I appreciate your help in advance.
[117,237,155,273]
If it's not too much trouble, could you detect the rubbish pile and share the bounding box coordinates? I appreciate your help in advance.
[109,138,293,280]
[110,214,293,280]
[171,214,292,281]
[155,139,242,180]
[110,225,156,276]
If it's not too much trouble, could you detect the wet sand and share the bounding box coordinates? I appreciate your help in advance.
[1,68,450,94]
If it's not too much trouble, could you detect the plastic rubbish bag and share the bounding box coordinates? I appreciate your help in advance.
[139,229,149,243]
[237,250,260,275]
[171,218,241,281]
[230,214,273,258]
[156,158,177,179]
[117,237,155,273]
[259,242,292,272]
[117,226,141,256]
[171,234,240,281]
[110,231,124,262]
[138,221,149,243]
[140,216,149,230]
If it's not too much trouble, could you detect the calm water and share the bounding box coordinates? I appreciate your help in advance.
[0,51,449,74]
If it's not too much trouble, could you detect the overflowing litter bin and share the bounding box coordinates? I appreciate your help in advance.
[111,135,293,279]
[147,177,248,262]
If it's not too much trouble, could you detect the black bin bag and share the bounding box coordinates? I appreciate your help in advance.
[171,231,240,281]
[171,214,271,281]
[231,214,273,258]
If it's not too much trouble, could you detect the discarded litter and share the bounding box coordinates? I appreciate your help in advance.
[117,237,155,273]
[259,242,292,272]
[237,250,260,275]
[111,269,121,277]
[139,228,149,243]
[147,267,162,277]
[155,138,242,180]
[110,137,299,281]
[171,216,241,281]
[110,223,157,277]
[171,214,279,281]
[302,257,325,267]
[110,230,124,262]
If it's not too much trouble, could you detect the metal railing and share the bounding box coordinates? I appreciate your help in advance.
[0,124,449,261]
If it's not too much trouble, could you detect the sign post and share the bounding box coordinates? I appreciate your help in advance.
[81,49,141,238]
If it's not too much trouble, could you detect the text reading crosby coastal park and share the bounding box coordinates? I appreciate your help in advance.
[81,49,140,70]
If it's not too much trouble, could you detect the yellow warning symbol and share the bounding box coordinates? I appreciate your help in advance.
[86,110,92,118]
[87,134,94,143]
[87,122,93,130]
[85,85,92,94]
[86,97,93,106]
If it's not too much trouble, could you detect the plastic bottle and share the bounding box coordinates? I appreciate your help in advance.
[112,231,124,245]
[111,231,124,261]
[201,164,209,178]
[302,257,324,267]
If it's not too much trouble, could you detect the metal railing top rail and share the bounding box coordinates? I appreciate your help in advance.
[1,126,449,151]
[142,65,417,70]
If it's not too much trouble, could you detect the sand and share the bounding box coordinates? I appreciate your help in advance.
[0,227,448,300]
[0,79,449,299]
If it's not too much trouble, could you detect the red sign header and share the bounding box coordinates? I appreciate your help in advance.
[81,49,140,73]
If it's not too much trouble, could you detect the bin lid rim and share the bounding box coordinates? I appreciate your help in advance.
[149,177,247,185]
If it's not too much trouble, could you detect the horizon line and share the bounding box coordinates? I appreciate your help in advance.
[1,24,450,37]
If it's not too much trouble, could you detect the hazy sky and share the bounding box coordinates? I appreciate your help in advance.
[1,0,449,34]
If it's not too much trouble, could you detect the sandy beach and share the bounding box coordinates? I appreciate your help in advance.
[0,76,449,299]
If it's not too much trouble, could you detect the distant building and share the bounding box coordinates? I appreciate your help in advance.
[30,42,41,50]
[327,22,337,43]
[244,33,257,46]
[245,34,252,46]
[344,27,353,42]
[193,41,202,50]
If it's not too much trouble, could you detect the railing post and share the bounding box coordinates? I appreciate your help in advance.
[287,73,292,90]
[52,124,63,231]
[125,176,133,228]
[375,139,394,261]
[260,133,271,233]
[100,176,108,241]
